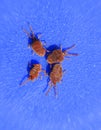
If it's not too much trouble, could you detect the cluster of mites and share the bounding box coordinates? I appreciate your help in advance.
[20,25,78,97]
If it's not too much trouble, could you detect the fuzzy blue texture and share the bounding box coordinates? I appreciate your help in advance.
[0,0,101,130]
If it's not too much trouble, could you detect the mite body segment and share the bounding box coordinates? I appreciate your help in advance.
[47,44,78,64]
[20,64,42,86]
[23,26,46,56]
[46,63,63,97]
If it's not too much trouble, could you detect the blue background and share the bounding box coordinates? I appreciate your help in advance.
[0,0,101,130]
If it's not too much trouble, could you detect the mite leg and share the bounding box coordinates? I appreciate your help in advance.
[45,81,53,95]
[64,57,70,60]
[63,69,66,74]
[46,50,50,53]
[29,25,35,37]
[45,86,52,96]
[67,44,76,51]
[60,44,62,50]
[48,81,52,86]
[20,78,30,86]
[42,69,48,76]
[28,43,31,48]
[54,86,58,98]
[28,61,32,68]
[37,34,42,39]
[39,74,42,80]
[63,44,76,56]
[41,40,46,44]
[67,53,79,56]
[31,50,35,55]
[60,79,63,83]
[50,64,52,69]
[22,28,32,38]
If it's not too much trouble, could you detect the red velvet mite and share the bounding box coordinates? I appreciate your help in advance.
[23,25,46,56]
[46,63,63,97]
[20,64,42,86]
[47,44,78,64]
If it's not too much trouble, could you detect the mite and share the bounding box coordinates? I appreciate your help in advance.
[23,25,46,56]
[20,64,42,86]
[47,44,78,64]
[46,63,63,97]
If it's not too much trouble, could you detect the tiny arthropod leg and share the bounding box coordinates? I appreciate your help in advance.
[67,44,76,51]
[50,64,52,69]
[37,34,42,39]
[46,50,50,52]
[45,81,53,95]
[41,40,47,46]
[29,25,35,37]
[32,50,35,55]
[20,78,30,86]
[42,70,48,76]
[60,44,62,50]
[22,28,32,38]
[39,74,42,80]
[63,69,66,74]
[64,57,70,60]
[54,86,58,98]
[63,44,76,55]
[67,53,78,56]
[45,86,53,96]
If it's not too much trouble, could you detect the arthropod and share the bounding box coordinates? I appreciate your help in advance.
[20,64,42,86]
[46,63,63,97]
[47,44,78,64]
[23,25,46,56]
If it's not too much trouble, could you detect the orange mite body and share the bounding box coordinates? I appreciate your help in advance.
[46,63,63,97]
[31,40,46,56]
[47,44,78,64]
[47,50,64,64]
[23,25,46,56]
[20,64,42,86]
[29,64,42,80]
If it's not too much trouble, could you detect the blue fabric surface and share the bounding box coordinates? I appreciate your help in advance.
[0,0,101,130]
